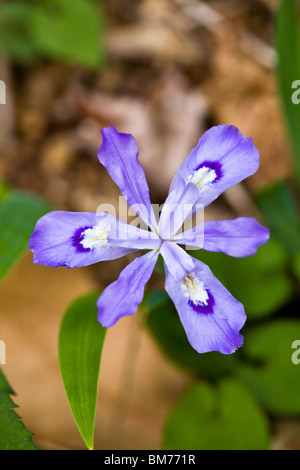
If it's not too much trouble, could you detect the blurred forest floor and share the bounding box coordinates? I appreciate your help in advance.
[1,0,300,450]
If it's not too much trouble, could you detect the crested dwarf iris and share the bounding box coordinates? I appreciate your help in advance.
[29,125,269,354]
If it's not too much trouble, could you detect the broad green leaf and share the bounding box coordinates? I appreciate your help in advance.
[163,379,270,450]
[276,0,300,186]
[31,0,105,68]
[59,291,106,450]
[237,320,300,415]
[0,0,105,66]
[256,181,300,254]
[144,291,238,378]
[293,251,300,279]
[0,369,37,450]
[0,191,51,282]
[0,2,38,63]
[0,181,10,203]
[193,237,293,318]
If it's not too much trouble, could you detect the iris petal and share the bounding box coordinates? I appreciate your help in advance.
[175,217,270,257]
[169,125,260,207]
[98,126,158,233]
[29,211,160,268]
[97,250,159,326]
[164,257,246,354]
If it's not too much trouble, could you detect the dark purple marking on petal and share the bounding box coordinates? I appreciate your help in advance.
[194,160,223,184]
[72,226,92,253]
[188,289,215,315]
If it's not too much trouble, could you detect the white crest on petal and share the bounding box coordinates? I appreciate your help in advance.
[181,273,209,306]
[81,222,111,249]
[188,166,217,192]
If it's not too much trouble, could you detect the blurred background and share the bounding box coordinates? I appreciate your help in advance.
[0,0,300,450]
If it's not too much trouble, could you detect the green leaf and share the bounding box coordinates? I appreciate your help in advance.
[193,237,293,318]
[0,0,105,66]
[238,320,300,415]
[276,0,300,186]
[0,2,38,63]
[163,378,270,450]
[58,291,106,450]
[144,291,238,378]
[0,369,37,450]
[0,181,10,203]
[0,191,51,282]
[293,251,300,279]
[31,0,105,68]
[256,180,300,254]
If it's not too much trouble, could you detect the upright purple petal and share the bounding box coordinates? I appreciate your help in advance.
[164,257,246,354]
[98,126,158,232]
[97,250,159,327]
[158,177,200,240]
[169,125,260,207]
[175,217,270,257]
[29,211,160,268]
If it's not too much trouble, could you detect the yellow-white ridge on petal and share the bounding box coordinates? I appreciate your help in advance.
[182,273,210,306]
[189,166,218,191]
[81,222,110,249]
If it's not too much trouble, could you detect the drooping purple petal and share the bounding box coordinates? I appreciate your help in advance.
[160,241,195,282]
[158,177,200,240]
[175,217,270,257]
[169,125,260,207]
[164,257,246,354]
[97,250,159,327]
[29,211,160,268]
[98,126,158,232]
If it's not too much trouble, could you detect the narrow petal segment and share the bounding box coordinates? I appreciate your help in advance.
[97,250,159,327]
[158,177,200,240]
[160,241,195,282]
[29,211,160,268]
[164,257,246,354]
[175,217,270,257]
[98,126,158,232]
[169,125,260,207]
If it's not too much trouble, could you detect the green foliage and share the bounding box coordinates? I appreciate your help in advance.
[276,0,300,186]
[256,181,300,255]
[31,0,105,68]
[0,2,38,63]
[163,379,270,450]
[59,291,106,450]
[293,251,300,280]
[238,320,300,415]
[0,190,51,282]
[0,0,105,67]
[0,181,10,203]
[0,369,37,450]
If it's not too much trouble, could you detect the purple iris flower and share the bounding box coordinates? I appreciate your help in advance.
[29,125,269,355]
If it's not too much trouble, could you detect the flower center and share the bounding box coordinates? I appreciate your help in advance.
[80,222,110,250]
[181,273,214,314]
